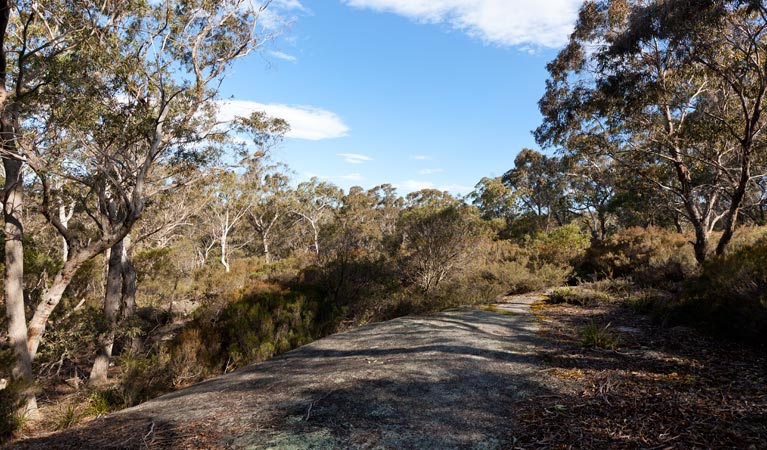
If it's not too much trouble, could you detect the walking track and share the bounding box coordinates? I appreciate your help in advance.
[12,294,559,450]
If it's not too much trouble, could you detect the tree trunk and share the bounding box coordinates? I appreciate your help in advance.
[120,237,141,354]
[715,152,751,256]
[58,200,74,262]
[0,0,37,418]
[311,221,320,257]
[220,211,230,272]
[3,157,38,418]
[90,239,124,386]
[26,244,105,360]
[262,232,272,263]
[691,224,709,265]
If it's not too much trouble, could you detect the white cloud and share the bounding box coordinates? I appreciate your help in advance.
[342,0,580,48]
[217,100,349,141]
[410,155,430,160]
[260,0,308,31]
[439,183,474,194]
[269,50,298,62]
[397,180,435,191]
[338,153,373,164]
[418,168,443,175]
[307,172,366,182]
[395,180,473,195]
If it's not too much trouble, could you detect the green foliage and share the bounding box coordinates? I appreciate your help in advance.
[579,226,698,286]
[398,205,486,293]
[580,321,619,350]
[86,390,113,417]
[113,352,173,408]
[35,304,101,375]
[548,287,610,306]
[184,286,341,373]
[55,402,85,430]
[0,353,26,443]
[672,239,767,341]
[530,223,590,268]
[624,291,664,315]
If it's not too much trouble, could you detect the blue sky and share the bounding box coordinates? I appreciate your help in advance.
[217,0,582,196]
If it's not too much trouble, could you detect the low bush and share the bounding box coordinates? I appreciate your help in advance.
[184,286,341,373]
[530,224,591,268]
[671,238,767,342]
[580,321,619,350]
[579,226,698,286]
[548,287,610,306]
[0,380,25,444]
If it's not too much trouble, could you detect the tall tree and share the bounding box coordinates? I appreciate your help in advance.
[244,161,292,263]
[537,0,767,262]
[502,149,570,233]
[2,0,277,404]
[292,178,342,258]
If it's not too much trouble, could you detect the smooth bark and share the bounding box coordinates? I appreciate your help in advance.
[2,157,38,417]
[90,239,124,386]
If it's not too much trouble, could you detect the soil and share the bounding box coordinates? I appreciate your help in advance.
[7,293,766,449]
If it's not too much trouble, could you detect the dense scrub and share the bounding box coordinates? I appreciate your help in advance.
[569,226,767,343]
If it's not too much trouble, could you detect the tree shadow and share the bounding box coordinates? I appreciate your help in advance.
[10,303,761,449]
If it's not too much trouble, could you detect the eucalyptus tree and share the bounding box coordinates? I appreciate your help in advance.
[243,160,292,263]
[502,149,570,233]
[1,0,279,402]
[0,0,107,415]
[292,177,342,258]
[469,176,516,222]
[562,153,616,241]
[235,111,290,263]
[536,0,767,262]
[208,169,254,273]
[368,184,403,239]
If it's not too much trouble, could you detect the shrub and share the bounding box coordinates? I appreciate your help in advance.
[185,286,343,372]
[580,321,619,349]
[113,351,173,407]
[0,379,25,444]
[548,287,610,306]
[579,226,698,286]
[55,402,85,431]
[530,224,591,268]
[673,238,767,342]
[481,240,573,294]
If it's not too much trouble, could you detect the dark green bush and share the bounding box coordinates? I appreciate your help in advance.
[0,351,25,444]
[185,286,341,372]
[672,239,767,342]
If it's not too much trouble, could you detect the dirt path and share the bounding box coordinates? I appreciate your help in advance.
[12,294,557,450]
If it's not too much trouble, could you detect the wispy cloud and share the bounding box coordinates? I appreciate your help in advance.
[338,153,374,164]
[218,100,349,141]
[269,50,298,62]
[260,0,308,31]
[307,172,366,182]
[410,155,430,160]
[418,168,443,175]
[395,180,473,195]
[342,0,580,48]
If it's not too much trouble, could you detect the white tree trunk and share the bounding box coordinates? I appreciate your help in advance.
[3,157,38,418]
[220,211,231,272]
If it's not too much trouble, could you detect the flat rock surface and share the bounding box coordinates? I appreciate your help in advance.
[12,294,555,450]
